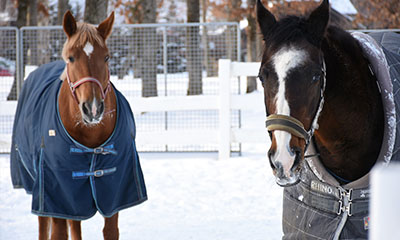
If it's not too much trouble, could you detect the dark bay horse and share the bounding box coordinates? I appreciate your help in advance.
[257,0,398,238]
[11,11,147,240]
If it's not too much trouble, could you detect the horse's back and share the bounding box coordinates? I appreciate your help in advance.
[10,61,65,191]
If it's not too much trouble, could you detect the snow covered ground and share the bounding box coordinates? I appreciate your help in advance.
[0,144,283,239]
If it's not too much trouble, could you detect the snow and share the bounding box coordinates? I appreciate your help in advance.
[330,0,358,15]
[0,146,283,239]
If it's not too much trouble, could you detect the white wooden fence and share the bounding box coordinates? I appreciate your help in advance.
[0,60,267,158]
[370,164,400,240]
[127,59,267,159]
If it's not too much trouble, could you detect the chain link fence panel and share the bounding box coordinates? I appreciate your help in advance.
[0,27,18,153]
[0,23,240,153]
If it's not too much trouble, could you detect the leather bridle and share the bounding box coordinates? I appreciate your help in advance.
[66,63,111,104]
[265,57,326,152]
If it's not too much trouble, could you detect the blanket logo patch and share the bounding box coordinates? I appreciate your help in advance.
[364,216,370,230]
[49,129,56,136]
[310,180,339,198]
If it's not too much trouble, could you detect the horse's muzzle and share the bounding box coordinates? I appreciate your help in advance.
[81,100,105,124]
[269,148,302,187]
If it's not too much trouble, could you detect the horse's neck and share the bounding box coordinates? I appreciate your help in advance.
[58,80,117,148]
[314,28,384,183]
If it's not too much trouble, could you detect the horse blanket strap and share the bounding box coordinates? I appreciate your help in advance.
[70,143,117,155]
[298,180,369,217]
[282,160,371,240]
[10,61,147,220]
[72,167,117,179]
[265,114,309,140]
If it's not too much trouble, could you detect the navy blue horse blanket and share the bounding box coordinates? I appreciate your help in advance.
[10,61,147,220]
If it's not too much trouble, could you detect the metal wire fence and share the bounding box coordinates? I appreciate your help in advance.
[0,23,241,153]
[0,27,18,154]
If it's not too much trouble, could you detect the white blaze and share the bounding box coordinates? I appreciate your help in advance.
[272,47,307,176]
[83,42,94,58]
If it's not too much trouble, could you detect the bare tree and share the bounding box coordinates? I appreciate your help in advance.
[201,0,213,77]
[84,0,108,24]
[246,0,257,93]
[140,0,158,97]
[186,0,202,95]
[57,0,70,25]
[7,0,37,100]
[16,0,28,28]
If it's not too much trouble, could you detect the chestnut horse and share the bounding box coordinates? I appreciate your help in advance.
[11,11,147,240]
[255,0,398,238]
[41,11,118,240]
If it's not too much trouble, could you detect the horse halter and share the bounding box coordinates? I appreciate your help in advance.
[265,57,326,151]
[66,63,111,104]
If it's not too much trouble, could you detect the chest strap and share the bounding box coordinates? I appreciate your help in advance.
[72,167,117,179]
[290,180,370,217]
[70,143,117,155]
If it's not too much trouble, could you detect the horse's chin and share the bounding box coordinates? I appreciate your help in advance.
[274,172,301,187]
[82,116,103,126]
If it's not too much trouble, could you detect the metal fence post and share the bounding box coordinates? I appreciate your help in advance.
[16,28,23,99]
[218,59,231,160]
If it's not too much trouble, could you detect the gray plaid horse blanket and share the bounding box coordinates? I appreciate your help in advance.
[10,61,147,220]
[282,32,400,239]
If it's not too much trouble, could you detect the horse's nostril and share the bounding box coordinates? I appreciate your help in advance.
[82,102,91,116]
[97,101,105,116]
[291,147,302,171]
[268,150,276,169]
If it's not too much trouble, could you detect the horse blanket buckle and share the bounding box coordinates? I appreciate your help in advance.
[94,147,104,154]
[94,170,104,177]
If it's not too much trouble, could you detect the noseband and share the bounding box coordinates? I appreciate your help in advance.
[66,63,111,104]
[265,58,326,151]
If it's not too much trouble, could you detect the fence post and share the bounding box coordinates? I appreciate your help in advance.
[218,59,231,160]
[370,164,400,240]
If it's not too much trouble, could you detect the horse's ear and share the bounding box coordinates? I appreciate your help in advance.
[97,11,115,40]
[307,0,329,41]
[257,0,276,37]
[63,10,77,38]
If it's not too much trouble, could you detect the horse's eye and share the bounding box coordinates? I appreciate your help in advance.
[68,56,75,63]
[105,55,110,62]
[312,74,321,83]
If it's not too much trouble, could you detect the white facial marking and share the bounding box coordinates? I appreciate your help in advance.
[83,42,94,58]
[272,47,307,177]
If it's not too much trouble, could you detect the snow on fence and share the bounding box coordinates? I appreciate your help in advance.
[0,60,267,158]
[370,164,400,240]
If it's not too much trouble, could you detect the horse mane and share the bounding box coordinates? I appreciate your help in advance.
[323,26,366,65]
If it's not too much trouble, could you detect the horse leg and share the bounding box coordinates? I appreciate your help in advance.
[38,216,50,240]
[103,213,119,240]
[67,220,82,240]
[50,217,68,240]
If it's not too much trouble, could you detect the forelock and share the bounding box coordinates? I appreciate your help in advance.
[62,22,105,60]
